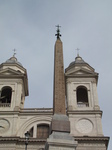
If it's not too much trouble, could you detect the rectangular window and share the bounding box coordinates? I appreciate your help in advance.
[37,125,49,139]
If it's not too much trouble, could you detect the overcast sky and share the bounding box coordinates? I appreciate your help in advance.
[0,0,112,149]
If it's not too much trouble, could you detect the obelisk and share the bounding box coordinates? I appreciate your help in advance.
[51,25,70,132]
[45,26,77,150]
[53,25,66,115]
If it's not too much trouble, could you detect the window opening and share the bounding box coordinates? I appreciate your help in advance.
[0,86,12,107]
[37,124,49,139]
[29,127,33,137]
[77,86,89,107]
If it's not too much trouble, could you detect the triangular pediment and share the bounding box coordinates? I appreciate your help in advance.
[0,68,23,76]
[65,68,98,76]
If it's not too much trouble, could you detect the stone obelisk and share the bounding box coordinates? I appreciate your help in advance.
[51,25,70,133]
[53,26,66,115]
[45,26,77,150]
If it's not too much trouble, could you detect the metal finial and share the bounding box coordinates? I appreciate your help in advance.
[55,25,61,39]
[13,49,16,57]
[76,48,80,57]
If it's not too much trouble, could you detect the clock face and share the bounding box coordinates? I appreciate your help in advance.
[76,119,93,134]
[0,119,10,133]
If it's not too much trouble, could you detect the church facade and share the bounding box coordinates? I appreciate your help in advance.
[0,30,109,150]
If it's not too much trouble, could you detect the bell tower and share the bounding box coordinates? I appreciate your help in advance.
[65,54,109,149]
[0,55,28,111]
[65,55,99,111]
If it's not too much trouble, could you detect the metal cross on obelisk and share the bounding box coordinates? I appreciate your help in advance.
[55,25,61,39]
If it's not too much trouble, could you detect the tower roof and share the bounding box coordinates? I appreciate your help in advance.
[5,56,23,67]
[0,55,26,75]
[67,55,95,71]
[69,55,85,66]
[65,54,98,84]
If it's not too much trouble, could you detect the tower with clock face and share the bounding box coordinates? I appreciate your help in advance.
[65,55,109,149]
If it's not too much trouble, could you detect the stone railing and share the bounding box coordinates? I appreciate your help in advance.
[77,102,89,107]
[0,103,11,107]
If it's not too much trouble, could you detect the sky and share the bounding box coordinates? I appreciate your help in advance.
[0,0,112,149]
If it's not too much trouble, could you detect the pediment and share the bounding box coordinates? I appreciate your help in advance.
[0,68,23,76]
[65,68,98,76]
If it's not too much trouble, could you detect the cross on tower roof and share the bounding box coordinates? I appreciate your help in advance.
[76,48,80,57]
[55,25,61,39]
[13,49,16,57]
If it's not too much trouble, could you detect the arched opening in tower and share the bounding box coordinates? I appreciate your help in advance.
[0,86,12,104]
[76,86,89,107]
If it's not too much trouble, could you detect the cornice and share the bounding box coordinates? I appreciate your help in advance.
[0,109,102,116]
[0,108,53,116]
[74,136,109,141]
[0,136,46,143]
[65,74,98,77]
[67,110,102,116]
[74,136,109,148]
[65,62,95,72]
[0,136,109,142]
[0,63,26,72]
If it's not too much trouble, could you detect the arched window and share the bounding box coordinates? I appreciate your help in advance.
[29,127,33,137]
[76,86,89,107]
[0,86,12,106]
[37,124,49,139]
